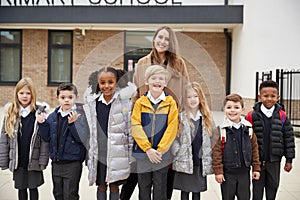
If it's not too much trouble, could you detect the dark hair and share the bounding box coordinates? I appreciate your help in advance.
[87,70,100,94]
[223,93,244,108]
[94,67,128,94]
[259,80,279,92]
[56,82,78,97]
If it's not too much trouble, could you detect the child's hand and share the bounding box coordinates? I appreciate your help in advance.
[37,113,46,123]
[215,174,225,184]
[68,111,81,124]
[284,163,292,172]
[252,171,260,180]
[146,148,162,164]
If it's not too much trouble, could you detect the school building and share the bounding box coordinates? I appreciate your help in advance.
[0,0,299,113]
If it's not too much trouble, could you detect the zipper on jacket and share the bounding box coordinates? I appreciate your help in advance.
[151,114,156,145]
[15,120,20,170]
[150,103,169,147]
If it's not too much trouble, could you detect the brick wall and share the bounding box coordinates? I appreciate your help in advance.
[0,29,231,111]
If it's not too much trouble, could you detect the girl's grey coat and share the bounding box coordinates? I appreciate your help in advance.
[0,105,49,172]
[171,112,213,176]
[83,83,136,185]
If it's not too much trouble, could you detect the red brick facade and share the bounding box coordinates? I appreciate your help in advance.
[0,29,229,111]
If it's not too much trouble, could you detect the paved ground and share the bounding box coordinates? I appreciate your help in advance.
[0,108,299,200]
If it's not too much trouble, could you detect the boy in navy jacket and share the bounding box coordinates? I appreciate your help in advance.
[37,83,89,200]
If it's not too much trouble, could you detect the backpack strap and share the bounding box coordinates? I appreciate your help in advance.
[248,126,253,139]
[246,110,254,125]
[220,122,253,156]
[279,109,286,132]
[220,127,226,156]
[279,109,286,124]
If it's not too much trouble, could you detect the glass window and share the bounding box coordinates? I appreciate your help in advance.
[0,30,22,84]
[124,31,153,73]
[48,31,72,85]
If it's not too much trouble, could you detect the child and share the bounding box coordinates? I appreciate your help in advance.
[245,80,295,200]
[131,64,179,200]
[213,93,261,200]
[83,67,136,200]
[37,83,89,200]
[129,26,190,200]
[0,77,49,200]
[172,82,213,200]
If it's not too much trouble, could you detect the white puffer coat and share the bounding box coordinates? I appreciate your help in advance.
[83,83,136,185]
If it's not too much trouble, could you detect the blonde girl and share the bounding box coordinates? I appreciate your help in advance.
[172,82,214,200]
[0,77,49,200]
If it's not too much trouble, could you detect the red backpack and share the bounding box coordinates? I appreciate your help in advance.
[246,109,286,132]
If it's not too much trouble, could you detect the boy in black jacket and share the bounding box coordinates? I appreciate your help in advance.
[246,80,295,200]
[37,83,89,200]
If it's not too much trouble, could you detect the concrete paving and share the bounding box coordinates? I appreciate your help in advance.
[0,108,299,200]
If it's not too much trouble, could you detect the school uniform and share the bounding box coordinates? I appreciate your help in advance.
[172,111,213,199]
[246,103,295,200]
[39,104,89,200]
[14,111,44,190]
[212,117,260,200]
[131,91,178,200]
[84,84,136,200]
[0,105,49,190]
[173,112,208,193]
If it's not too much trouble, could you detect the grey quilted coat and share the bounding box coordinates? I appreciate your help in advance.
[0,106,49,172]
[171,112,213,176]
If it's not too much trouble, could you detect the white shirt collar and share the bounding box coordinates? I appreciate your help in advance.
[20,105,31,118]
[147,91,166,105]
[190,110,202,121]
[98,92,118,105]
[58,104,76,117]
[260,104,275,118]
[226,117,242,129]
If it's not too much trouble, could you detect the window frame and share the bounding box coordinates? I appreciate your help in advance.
[123,30,153,72]
[47,30,73,86]
[0,29,22,85]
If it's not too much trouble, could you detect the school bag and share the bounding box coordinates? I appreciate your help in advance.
[246,109,286,132]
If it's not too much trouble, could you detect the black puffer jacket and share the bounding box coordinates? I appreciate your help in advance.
[246,102,295,163]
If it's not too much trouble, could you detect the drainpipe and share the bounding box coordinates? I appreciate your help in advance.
[224,28,232,95]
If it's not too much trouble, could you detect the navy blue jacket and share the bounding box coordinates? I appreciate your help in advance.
[222,126,252,173]
[39,104,89,163]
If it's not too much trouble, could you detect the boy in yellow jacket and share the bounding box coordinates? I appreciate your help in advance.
[131,64,179,200]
